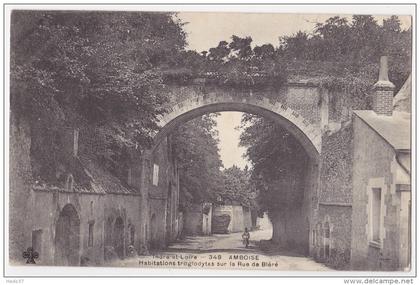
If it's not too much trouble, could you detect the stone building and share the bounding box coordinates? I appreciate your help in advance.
[312,56,411,271]
[9,120,180,265]
[351,58,411,271]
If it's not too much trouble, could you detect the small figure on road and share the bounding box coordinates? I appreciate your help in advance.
[242,227,250,248]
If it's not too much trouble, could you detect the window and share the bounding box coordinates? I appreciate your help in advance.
[32,229,42,256]
[88,221,94,247]
[371,187,382,243]
[152,164,159,186]
[312,230,316,246]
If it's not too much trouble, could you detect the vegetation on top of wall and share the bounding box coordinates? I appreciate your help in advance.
[319,124,354,204]
[238,15,411,217]
[169,15,410,108]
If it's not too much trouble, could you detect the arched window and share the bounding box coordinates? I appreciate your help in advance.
[113,217,125,259]
[128,224,135,246]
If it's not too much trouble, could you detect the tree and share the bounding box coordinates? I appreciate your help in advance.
[216,165,257,208]
[253,44,275,60]
[171,114,224,208]
[280,31,309,60]
[208,41,230,62]
[229,35,253,60]
[239,114,307,214]
[10,11,187,183]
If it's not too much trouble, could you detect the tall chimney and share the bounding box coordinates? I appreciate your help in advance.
[373,56,395,116]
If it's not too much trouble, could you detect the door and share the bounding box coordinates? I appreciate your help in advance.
[54,204,80,266]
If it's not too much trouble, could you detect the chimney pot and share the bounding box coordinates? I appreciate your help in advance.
[378,56,390,82]
[373,56,395,116]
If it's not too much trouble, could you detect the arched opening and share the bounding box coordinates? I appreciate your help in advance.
[104,217,113,247]
[153,101,320,161]
[324,221,331,259]
[149,214,157,249]
[128,224,135,246]
[113,217,125,259]
[54,204,80,266]
[148,100,321,254]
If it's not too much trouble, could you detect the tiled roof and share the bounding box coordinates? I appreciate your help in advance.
[79,155,140,195]
[353,110,411,152]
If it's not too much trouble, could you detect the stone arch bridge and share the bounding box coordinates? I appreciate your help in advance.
[141,80,337,253]
[152,82,330,159]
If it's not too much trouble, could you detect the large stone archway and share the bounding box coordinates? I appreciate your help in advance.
[141,83,326,254]
[153,90,323,160]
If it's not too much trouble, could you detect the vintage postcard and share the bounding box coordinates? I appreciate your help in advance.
[4,3,415,279]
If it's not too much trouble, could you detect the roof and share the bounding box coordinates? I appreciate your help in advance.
[393,74,411,113]
[78,155,140,195]
[353,110,411,152]
[32,156,140,195]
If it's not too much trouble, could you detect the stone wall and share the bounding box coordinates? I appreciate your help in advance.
[9,117,32,264]
[314,205,352,269]
[314,123,353,269]
[213,205,250,233]
[165,83,322,127]
[202,203,213,235]
[319,124,353,204]
[351,115,407,271]
[156,83,323,158]
[243,207,252,230]
[183,203,212,236]
[148,136,180,249]
[183,204,203,235]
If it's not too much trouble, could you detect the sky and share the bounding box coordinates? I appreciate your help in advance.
[177,12,411,52]
[176,12,411,169]
[214,112,249,169]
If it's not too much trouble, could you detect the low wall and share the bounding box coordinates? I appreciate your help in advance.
[213,205,249,233]
[184,204,203,235]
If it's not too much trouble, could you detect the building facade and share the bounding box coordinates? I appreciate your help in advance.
[350,58,411,271]
[9,121,180,265]
[311,57,412,271]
